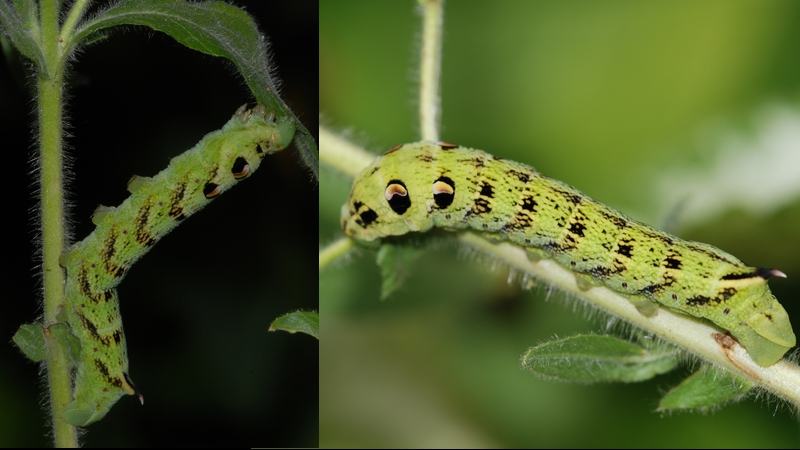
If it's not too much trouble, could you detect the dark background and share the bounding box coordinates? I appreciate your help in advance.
[1,0,317,447]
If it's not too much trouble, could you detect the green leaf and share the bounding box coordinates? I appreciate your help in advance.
[13,323,47,362]
[269,310,318,339]
[658,365,752,411]
[521,334,680,383]
[48,323,82,363]
[71,0,318,179]
[0,0,45,74]
[376,243,423,300]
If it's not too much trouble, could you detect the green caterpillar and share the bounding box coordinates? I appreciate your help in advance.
[60,104,295,426]
[340,141,796,367]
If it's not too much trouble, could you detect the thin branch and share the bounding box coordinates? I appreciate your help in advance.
[417,0,443,142]
[319,237,355,271]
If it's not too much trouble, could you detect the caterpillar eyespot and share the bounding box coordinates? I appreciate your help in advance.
[60,104,296,426]
[341,141,796,367]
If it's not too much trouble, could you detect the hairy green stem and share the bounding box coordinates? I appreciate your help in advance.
[39,0,79,445]
[59,0,91,45]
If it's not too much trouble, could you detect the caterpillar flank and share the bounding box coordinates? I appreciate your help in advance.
[60,104,295,426]
[340,141,796,367]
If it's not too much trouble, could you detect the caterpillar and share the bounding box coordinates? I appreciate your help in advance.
[60,104,295,426]
[340,141,796,367]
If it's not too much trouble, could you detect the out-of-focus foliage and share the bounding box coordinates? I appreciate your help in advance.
[320,0,800,447]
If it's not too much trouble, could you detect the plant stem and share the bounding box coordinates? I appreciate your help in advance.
[417,0,443,142]
[320,126,375,177]
[39,0,77,446]
[319,237,356,270]
[59,0,91,45]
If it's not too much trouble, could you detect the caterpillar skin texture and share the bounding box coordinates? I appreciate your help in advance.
[341,141,796,367]
[60,105,295,426]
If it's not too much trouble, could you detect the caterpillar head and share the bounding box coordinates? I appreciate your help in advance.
[341,142,442,246]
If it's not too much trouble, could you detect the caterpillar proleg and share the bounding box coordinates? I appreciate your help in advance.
[341,141,796,367]
[60,104,295,426]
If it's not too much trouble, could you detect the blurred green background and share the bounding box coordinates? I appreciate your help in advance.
[1,0,317,446]
[321,0,800,447]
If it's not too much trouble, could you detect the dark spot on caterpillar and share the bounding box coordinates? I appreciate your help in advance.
[77,266,92,296]
[686,295,710,306]
[502,217,526,231]
[79,313,101,341]
[568,221,586,238]
[136,231,157,248]
[598,209,627,229]
[460,156,485,168]
[170,209,187,221]
[445,213,451,219]
[169,181,189,220]
[231,157,250,179]
[204,183,222,198]
[479,182,494,199]
[617,244,633,258]
[718,287,737,303]
[416,153,435,163]
[439,141,458,149]
[100,228,118,266]
[570,261,577,266]
[112,329,123,344]
[471,196,492,215]
[664,256,682,270]
[551,186,582,205]
[433,177,455,208]
[386,180,411,215]
[87,290,113,304]
[94,359,123,388]
[543,242,564,254]
[134,204,157,246]
[589,266,611,278]
[482,223,488,229]
[113,266,127,278]
[507,170,529,183]
[525,238,531,244]
[359,209,378,227]
[520,195,537,212]
[621,282,628,288]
